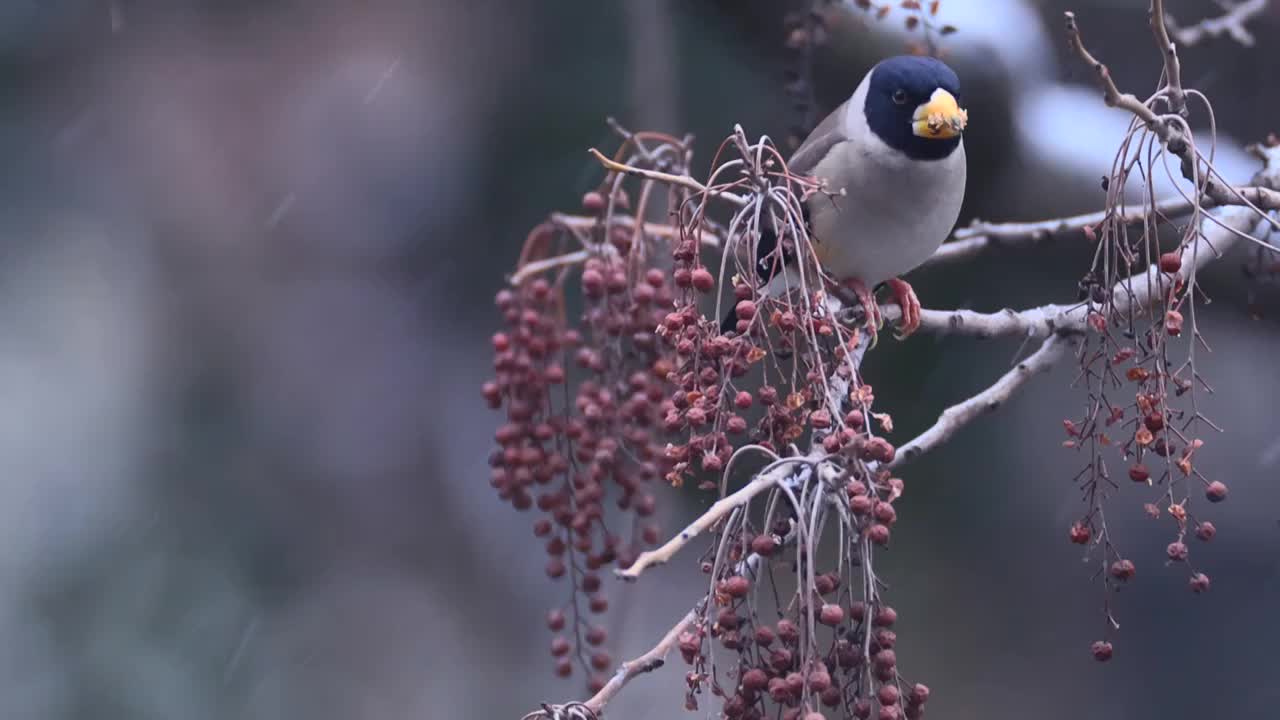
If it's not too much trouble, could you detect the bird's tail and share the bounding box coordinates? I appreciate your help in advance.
[719,303,741,335]
[721,222,788,335]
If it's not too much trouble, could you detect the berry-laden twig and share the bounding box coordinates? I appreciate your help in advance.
[496,9,1280,717]
[1058,5,1280,661]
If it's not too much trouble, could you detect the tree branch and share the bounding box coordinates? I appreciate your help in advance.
[1149,0,1187,115]
[615,458,814,581]
[1064,10,1280,213]
[523,609,697,720]
[889,333,1073,467]
[588,148,748,207]
[1164,0,1269,47]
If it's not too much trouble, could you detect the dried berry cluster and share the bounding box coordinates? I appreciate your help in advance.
[485,192,681,688]
[483,115,926,715]
[655,246,877,488]
[673,465,925,720]
[1064,185,1229,660]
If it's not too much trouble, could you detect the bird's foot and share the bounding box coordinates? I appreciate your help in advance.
[841,278,883,346]
[886,277,921,339]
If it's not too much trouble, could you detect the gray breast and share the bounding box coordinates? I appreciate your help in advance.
[807,134,965,285]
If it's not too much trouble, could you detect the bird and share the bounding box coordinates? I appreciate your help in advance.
[720,54,968,340]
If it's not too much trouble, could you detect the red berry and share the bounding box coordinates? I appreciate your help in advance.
[819,603,845,626]
[586,626,608,645]
[1166,541,1188,562]
[720,575,751,598]
[815,572,839,595]
[741,668,769,692]
[808,668,832,692]
[582,269,605,298]
[874,606,898,627]
[1109,559,1136,581]
[734,391,753,409]
[1159,251,1182,274]
[546,609,566,631]
[1128,463,1150,483]
[862,437,896,464]
[820,686,842,707]
[776,619,799,644]
[909,683,930,705]
[874,629,897,649]
[878,684,901,706]
[851,495,873,515]
[1091,640,1113,662]
[1195,521,1216,542]
[551,636,571,657]
[481,381,502,409]
[754,626,776,647]
[1189,572,1211,593]
[591,652,612,671]
[1205,481,1228,502]
[867,524,891,546]
[767,678,789,703]
[691,268,715,292]
[735,300,757,321]
[750,534,777,556]
[1069,521,1091,545]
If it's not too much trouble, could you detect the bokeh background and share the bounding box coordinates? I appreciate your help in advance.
[1,1,1277,718]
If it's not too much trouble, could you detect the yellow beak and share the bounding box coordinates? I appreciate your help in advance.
[912,88,968,140]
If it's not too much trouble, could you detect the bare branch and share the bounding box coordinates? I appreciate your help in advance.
[523,609,697,720]
[1064,12,1163,124]
[918,204,1264,339]
[1064,11,1280,216]
[549,213,720,247]
[1150,0,1187,115]
[588,148,748,207]
[927,199,1188,266]
[890,333,1073,467]
[882,200,1265,466]
[585,609,696,715]
[616,458,814,580]
[1165,0,1268,47]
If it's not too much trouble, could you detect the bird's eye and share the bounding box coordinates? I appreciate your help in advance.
[892,89,908,105]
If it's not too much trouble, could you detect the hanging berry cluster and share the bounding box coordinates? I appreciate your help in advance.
[1063,154,1232,661]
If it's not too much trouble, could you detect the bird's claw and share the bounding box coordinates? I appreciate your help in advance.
[841,278,884,347]
[887,277,921,339]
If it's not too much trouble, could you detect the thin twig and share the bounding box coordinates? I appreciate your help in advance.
[1165,0,1268,47]
[916,205,1262,341]
[1066,11,1280,216]
[1149,0,1187,115]
[615,459,813,580]
[584,609,697,715]
[890,333,1073,467]
[589,148,748,207]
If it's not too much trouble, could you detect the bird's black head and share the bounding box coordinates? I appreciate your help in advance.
[863,55,967,162]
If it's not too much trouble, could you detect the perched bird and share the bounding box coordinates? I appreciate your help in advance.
[721,55,968,338]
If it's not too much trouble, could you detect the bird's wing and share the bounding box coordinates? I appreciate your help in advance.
[787,98,851,177]
[720,101,852,334]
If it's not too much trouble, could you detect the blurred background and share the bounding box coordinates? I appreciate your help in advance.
[0,1,1277,718]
